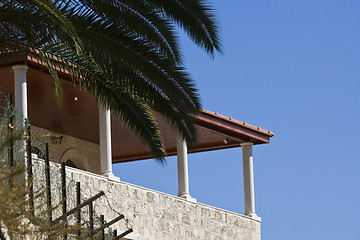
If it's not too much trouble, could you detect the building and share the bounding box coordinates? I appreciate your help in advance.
[0,52,274,239]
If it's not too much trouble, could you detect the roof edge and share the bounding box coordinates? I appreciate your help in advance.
[199,108,274,137]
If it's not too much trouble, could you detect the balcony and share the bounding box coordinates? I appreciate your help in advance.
[1,52,273,240]
[32,157,261,240]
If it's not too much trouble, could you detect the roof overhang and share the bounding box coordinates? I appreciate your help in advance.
[0,52,274,163]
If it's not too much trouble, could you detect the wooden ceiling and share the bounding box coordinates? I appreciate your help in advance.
[0,58,272,163]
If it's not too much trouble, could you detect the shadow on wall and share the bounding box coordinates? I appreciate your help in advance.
[59,148,88,171]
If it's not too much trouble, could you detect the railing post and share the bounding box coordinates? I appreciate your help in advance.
[100,215,105,240]
[89,201,94,235]
[76,182,81,239]
[26,126,34,217]
[61,162,68,239]
[45,143,52,223]
[7,94,14,169]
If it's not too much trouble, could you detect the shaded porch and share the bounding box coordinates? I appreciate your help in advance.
[0,52,274,220]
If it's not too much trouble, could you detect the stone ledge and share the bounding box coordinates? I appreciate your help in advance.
[33,159,261,240]
[66,166,259,221]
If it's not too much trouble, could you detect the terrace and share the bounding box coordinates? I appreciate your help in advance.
[0,53,273,239]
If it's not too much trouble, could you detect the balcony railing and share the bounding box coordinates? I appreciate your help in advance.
[32,157,261,240]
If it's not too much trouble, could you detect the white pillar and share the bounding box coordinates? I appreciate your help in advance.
[12,65,28,123]
[12,65,28,178]
[176,133,196,202]
[241,142,260,220]
[99,105,119,181]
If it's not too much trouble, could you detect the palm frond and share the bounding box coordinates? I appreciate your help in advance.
[0,0,223,160]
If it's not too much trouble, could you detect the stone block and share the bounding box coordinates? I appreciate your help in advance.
[32,160,261,240]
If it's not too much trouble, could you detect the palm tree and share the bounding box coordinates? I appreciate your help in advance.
[0,0,222,161]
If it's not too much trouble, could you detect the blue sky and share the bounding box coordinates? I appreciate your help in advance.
[114,1,360,239]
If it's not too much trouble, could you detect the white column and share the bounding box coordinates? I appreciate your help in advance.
[99,104,119,181]
[12,65,28,123]
[176,133,196,202]
[12,65,28,177]
[241,142,260,220]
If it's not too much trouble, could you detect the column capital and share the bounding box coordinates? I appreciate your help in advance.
[12,65,28,71]
[241,142,253,147]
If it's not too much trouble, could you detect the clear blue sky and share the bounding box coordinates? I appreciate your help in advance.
[114,1,360,239]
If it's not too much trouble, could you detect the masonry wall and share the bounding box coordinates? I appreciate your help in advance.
[32,159,261,240]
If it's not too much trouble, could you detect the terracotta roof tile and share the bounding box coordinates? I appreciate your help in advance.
[200,108,274,137]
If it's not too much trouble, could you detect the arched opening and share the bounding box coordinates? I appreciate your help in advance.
[59,148,89,172]
[65,159,76,168]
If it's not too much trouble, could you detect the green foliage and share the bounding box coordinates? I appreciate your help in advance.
[0,0,222,161]
[0,100,78,239]
[0,99,119,239]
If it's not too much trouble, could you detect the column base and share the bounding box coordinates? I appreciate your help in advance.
[101,172,120,181]
[178,193,197,202]
[245,212,262,221]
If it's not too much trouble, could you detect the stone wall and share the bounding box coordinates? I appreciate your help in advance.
[33,159,261,240]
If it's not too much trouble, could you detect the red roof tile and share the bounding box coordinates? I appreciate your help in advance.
[199,108,274,137]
